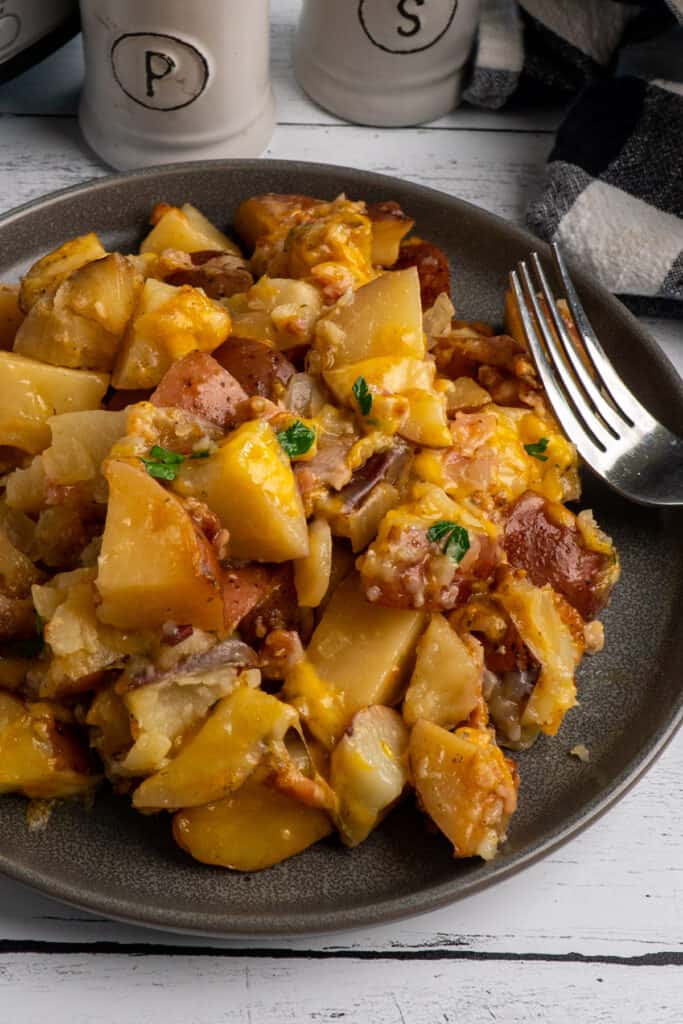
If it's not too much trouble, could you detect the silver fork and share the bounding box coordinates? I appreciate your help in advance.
[510,243,683,508]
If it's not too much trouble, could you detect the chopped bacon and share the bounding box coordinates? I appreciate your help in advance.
[258,628,304,679]
[503,491,618,620]
[434,332,535,382]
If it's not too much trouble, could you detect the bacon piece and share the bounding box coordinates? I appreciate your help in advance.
[503,491,618,620]
[434,332,535,381]
[394,239,451,310]
[151,351,249,430]
[213,337,296,401]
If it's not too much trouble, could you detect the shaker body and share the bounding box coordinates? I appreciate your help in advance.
[294,0,480,127]
[79,0,275,170]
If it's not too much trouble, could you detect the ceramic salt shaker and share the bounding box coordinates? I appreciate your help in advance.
[78,0,275,170]
[294,0,480,127]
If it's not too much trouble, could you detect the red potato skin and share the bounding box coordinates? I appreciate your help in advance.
[213,337,296,400]
[151,351,249,430]
[163,250,253,300]
[503,491,617,620]
[222,564,298,641]
[394,239,451,310]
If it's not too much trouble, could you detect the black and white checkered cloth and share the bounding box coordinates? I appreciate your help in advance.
[463,0,683,316]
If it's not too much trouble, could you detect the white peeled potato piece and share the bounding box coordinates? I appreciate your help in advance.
[409,720,518,861]
[403,614,483,730]
[294,518,332,608]
[132,686,298,811]
[330,705,409,846]
[173,776,332,871]
[140,203,241,257]
[19,232,106,313]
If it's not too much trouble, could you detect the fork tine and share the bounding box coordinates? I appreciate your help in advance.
[516,261,617,452]
[550,243,657,429]
[529,252,625,438]
[509,269,607,471]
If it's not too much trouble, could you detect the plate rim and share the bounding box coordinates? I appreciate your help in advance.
[0,157,681,938]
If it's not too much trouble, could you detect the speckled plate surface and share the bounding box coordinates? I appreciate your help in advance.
[0,160,681,937]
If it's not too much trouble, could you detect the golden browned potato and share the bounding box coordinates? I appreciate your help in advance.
[132,686,298,810]
[95,459,225,632]
[0,285,24,349]
[403,614,483,729]
[294,519,332,608]
[410,720,518,860]
[19,233,107,313]
[224,277,322,350]
[112,279,231,389]
[0,351,109,454]
[0,692,96,799]
[366,201,415,267]
[315,268,424,368]
[140,203,242,257]
[172,419,309,563]
[330,705,409,846]
[233,193,322,250]
[173,775,332,871]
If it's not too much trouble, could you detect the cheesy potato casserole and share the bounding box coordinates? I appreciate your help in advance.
[0,193,619,869]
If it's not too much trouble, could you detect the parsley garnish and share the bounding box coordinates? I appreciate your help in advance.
[427,520,471,565]
[141,445,209,481]
[276,420,316,458]
[352,376,373,416]
[6,611,45,659]
[524,437,550,462]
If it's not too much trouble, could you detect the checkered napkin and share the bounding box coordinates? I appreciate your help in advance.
[463,0,683,316]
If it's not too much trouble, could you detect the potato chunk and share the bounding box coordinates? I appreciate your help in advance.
[173,776,332,871]
[14,254,143,371]
[225,276,323,350]
[330,705,409,846]
[42,409,126,487]
[140,203,241,257]
[287,573,425,741]
[294,519,332,608]
[323,355,434,406]
[0,352,109,454]
[112,279,231,389]
[410,720,518,860]
[173,419,309,562]
[0,692,95,799]
[367,201,415,267]
[315,269,424,368]
[132,686,298,810]
[95,460,224,632]
[0,285,24,349]
[403,615,483,729]
[19,232,106,313]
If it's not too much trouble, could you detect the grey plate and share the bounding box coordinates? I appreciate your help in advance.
[0,160,681,938]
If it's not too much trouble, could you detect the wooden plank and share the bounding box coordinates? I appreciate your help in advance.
[0,953,680,1023]
[0,736,680,955]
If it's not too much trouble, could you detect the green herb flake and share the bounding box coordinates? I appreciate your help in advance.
[426,520,471,565]
[142,461,180,481]
[524,437,550,462]
[352,376,373,416]
[276,420,316,459]
[149,445,184,465]
[141,445,192,481]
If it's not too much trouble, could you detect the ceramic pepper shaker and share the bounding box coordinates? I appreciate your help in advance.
[294,0,481,127]
[78,0,275,170]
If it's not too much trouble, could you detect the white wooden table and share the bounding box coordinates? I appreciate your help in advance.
[0,4,681,1021]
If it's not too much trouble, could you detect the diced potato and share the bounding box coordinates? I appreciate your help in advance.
[323,355,434,406]
[140,203,241,257]
[132,686,298,810]
[495,570,583,736]
[281,658,347,750]
[19,232,106,313]
[410,720,518,860]
[0,693,96,799]
[173,775,332,870]
[95,460,225,632]
[14,255,143,371]
[112,279,231,389]
[0,352,109,454]
[0,285,24,349]
[398,389,452,448]
[294,519,332,608]
[234,193,322,250]
[4,456,47,514]
[173,419,309,563]
[330,705,409,846]
[42,409,126,486]
[367,202,415,267]
[302,572,425,726]
[403,615,483,729]
[315,269,424,368]
[226,277,323,350]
